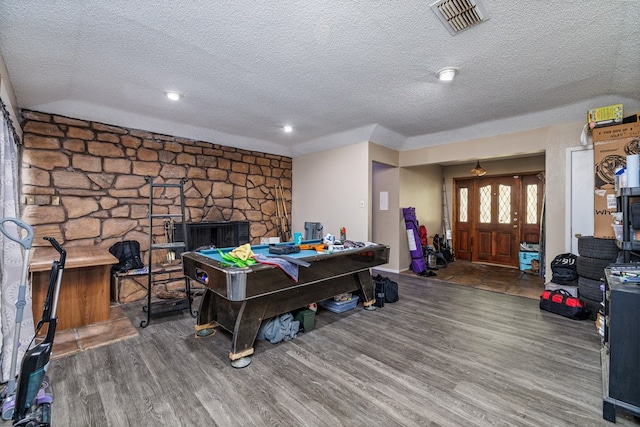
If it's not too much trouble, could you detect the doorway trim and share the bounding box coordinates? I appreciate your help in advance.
[453,171,544,267]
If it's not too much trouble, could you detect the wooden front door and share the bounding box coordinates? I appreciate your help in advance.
[453,173,543,267]
[453,179,473,262]
[474,176,520,266]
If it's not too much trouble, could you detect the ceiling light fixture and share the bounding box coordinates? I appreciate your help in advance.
[283,125,293,133]
[436,67,459,81]
[166,91,181,101]
[470,160,487,176]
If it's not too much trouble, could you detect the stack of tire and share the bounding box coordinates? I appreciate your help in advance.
[576,236,619,319]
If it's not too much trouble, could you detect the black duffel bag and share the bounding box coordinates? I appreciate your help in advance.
[539,289,590,320]
[373,275,399,306]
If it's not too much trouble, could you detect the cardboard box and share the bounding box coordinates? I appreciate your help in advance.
[588,103,623,128]
[593,122,640,237]
[592,121,640,143]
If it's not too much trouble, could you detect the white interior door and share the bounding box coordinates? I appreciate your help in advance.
[567,147,594,254]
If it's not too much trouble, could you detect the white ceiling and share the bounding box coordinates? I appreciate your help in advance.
[0,1,638,158]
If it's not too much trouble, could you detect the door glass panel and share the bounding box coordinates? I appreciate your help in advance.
[459,188,468,222]
[526,184,538,224]
[498,184,511,224]
[479,185,491,223]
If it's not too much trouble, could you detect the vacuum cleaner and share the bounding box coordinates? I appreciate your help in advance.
[0,218,65,426]
[0,218,35,420]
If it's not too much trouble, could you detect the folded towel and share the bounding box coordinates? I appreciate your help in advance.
[253,254,299,282]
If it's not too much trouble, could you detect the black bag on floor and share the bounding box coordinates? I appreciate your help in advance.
[550,253,578,285]
[109,240,144,273]
[373,275,399,305]
[539,289,590,320]
[374,282,385,308]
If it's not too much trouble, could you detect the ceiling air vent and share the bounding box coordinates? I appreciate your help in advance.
[430,0,490,35]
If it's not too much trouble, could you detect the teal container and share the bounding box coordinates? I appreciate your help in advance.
[519,251,539,271]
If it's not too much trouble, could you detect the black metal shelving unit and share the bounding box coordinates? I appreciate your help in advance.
[141,176,195,328]
[615,187,640,262]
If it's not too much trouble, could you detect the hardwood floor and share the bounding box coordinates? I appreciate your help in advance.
[46,271,638,426]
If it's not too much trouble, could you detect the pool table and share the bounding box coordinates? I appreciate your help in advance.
[182,242,390,367]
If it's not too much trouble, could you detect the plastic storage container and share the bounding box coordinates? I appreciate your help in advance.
[319,296,359,313]
[519,251,539,271]
[612,223,623,241]
[294,308,316,332]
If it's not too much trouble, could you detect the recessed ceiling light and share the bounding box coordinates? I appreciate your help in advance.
[166,91,181,101]
[283,125,293,133]
[436,67,459,81]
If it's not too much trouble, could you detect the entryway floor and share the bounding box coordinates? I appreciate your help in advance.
[402,260,545,300]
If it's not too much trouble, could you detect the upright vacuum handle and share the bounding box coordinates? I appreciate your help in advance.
[44,236,66,268]
[0,218,33,250]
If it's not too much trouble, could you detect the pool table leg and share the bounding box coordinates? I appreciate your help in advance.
[196,289,217,327]
[197,290,266,367]
[229,299,269,367]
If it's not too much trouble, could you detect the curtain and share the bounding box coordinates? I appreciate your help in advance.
[0,98,34,382]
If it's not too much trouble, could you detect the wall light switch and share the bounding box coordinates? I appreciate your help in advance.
[52,196,60,205]
[25,195,35,205]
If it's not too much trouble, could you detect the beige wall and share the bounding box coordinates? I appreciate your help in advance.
[292,141,370,242]
[397,165,443,272]
[371,162,400,270]
[294,123,583,282]
[401,165,444,241]
[369,142,400,269]
[398,124,581,281]
[400,128,547,166]
[544,122,586,280]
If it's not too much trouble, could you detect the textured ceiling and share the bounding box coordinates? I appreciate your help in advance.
[0,1,638,157]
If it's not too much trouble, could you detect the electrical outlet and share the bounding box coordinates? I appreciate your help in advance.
[52,196,60,205]
[25,195,35,205]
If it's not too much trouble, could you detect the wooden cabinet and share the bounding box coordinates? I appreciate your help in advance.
[30,246,117,330]
[602,268,640,422]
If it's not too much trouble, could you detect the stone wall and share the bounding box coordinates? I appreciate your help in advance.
[19,110,292,301]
